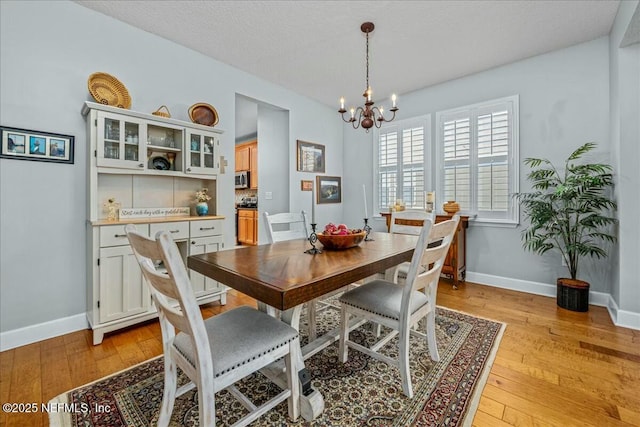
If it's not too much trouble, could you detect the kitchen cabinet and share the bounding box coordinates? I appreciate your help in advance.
[83,102,227,345]
[250,143,258,189]
[235,145,250,171]
[235,140,258,188]
[238,208,258,245]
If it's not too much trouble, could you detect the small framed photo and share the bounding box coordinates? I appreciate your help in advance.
[316,176,342,204]
[1,126,74,164]
[301,180,313,191]
[297,140,325,173]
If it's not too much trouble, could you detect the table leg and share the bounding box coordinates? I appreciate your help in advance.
[261,304,325,421]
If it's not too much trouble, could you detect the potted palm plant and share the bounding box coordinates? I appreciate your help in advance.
[515,142,617,311]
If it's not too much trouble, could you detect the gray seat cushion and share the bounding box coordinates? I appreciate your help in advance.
[173,306,298,377]
[339,280,428,320]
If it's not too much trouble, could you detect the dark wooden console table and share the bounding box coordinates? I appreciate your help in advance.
[380,212,469,289]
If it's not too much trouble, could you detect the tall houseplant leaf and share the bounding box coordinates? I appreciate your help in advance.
[514,142,617,280]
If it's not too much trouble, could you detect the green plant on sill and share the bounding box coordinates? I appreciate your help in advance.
[514,142,617,280]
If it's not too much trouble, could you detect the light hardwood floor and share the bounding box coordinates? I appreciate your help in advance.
[1,282,639,426]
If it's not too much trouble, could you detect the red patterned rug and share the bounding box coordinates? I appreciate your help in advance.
[49,306,504,426]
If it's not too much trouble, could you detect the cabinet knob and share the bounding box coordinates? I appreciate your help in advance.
[114,234,127,238]
[170,230,179,233]
[200,226,215,231]
[186,167,191,172]
[138,163,144,168]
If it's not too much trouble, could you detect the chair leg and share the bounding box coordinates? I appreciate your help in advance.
[307,300,317,341]
[158,355,178,427]
[399,324,413,399]
[339,307,349,363]
[426,309,440,362]
[285,340,301,421]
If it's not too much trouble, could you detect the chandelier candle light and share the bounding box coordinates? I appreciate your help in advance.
[339,22,398,131]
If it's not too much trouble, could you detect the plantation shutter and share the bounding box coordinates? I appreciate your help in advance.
[437,95,518,224]
[376,117,429,212]
[378,130,398,211]
[443,117,471,211]
[402,126,425,208]
[477,109,509,212]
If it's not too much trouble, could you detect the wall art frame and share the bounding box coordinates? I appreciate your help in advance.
[316,175,342,204]
[0,126,74,164]
[301,180,313,191]
[296,140,325,173]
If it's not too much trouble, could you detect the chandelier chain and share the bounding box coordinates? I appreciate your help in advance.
[365,30,369,91]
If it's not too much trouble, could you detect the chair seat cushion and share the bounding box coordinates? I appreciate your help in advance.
[339,280,429,320]
[173,306,298,377]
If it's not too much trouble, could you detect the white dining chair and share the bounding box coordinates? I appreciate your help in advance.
[126,224,300,427]
[338,215,459,398]
[263,210,344,341]
[388,209,434,283]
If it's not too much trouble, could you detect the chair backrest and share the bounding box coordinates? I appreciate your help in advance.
[263,210,309,243]
[400,215,460,321]
[125,224,211,362]
[390,210,434,236]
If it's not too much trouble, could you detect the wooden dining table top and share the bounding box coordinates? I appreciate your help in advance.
[187,231,418,311]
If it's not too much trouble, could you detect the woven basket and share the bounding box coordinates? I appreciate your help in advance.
[152,105,171,118]
[87,72,131,109]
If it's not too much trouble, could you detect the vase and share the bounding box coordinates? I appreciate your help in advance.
[196,202,209,216]
[443,200,460,214]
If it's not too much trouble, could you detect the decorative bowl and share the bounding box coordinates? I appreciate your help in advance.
[316,231,366,250]
[443,200,460,214]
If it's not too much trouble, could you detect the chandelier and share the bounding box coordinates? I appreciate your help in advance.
[338,22,398,131]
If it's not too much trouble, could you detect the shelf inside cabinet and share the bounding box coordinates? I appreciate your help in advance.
[146,144,182,153]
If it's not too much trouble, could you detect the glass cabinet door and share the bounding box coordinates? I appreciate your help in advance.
[96,112,145,169]
[186,130,219,175]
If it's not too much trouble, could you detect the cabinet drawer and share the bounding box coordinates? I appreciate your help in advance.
[238,209,257,218]
[190,219,223,238]
[149,221,189,240]
[100,224,149,247]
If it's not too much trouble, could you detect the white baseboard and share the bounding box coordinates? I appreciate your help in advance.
[604,295,640,330]
[0,313,88,352]
[465,272,638,330]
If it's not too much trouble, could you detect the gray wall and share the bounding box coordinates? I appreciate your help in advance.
[0,1,342,335]
[609,0,640,319]
[344,37,615,291]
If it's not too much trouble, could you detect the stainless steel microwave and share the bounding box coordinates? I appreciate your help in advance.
[235,171,249,189]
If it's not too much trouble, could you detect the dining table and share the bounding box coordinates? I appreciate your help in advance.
[187,231,419,421]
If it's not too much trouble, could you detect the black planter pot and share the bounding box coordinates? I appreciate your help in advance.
[557,278,589,312]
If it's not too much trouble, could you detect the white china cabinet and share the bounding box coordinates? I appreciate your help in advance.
[82,102,227,344]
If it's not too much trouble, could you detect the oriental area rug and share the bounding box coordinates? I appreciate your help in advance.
[49,306,504,427]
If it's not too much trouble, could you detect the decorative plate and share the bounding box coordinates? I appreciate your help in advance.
[188,103,219,127]
[151,156,170,170]
[87,72,131,109]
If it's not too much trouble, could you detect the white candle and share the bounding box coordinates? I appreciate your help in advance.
[392,94,397,108]
[311,185,316,224]
[363,184,368,218]
[340,97,345,110]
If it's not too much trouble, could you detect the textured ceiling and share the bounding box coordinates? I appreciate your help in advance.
[74,0,620,109]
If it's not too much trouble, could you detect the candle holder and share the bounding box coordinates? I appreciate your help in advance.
[363,218,374,241]
[305,223,323,254]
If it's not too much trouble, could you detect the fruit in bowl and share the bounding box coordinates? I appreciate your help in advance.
[316,223,366,250]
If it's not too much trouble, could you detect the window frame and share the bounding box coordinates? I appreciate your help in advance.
[435,95,520,227]
[373,115,431,215]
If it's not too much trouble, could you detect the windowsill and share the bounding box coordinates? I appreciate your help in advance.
[468,216,519,228]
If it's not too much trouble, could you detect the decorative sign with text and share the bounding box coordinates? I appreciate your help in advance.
[119,207,190,219]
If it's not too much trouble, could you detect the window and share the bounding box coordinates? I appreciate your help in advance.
[436,95,519,225]
[375,116,430,212]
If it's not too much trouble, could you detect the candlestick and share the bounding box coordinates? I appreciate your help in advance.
[311,185,316,224]
[362,184,368,219]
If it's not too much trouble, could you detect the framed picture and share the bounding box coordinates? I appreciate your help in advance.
[297,140,325,173]
[301,180,313,191]
[316,176,342,204]
[0,126,74,164]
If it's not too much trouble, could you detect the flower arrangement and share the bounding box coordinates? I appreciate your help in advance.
[195,188,211,203]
